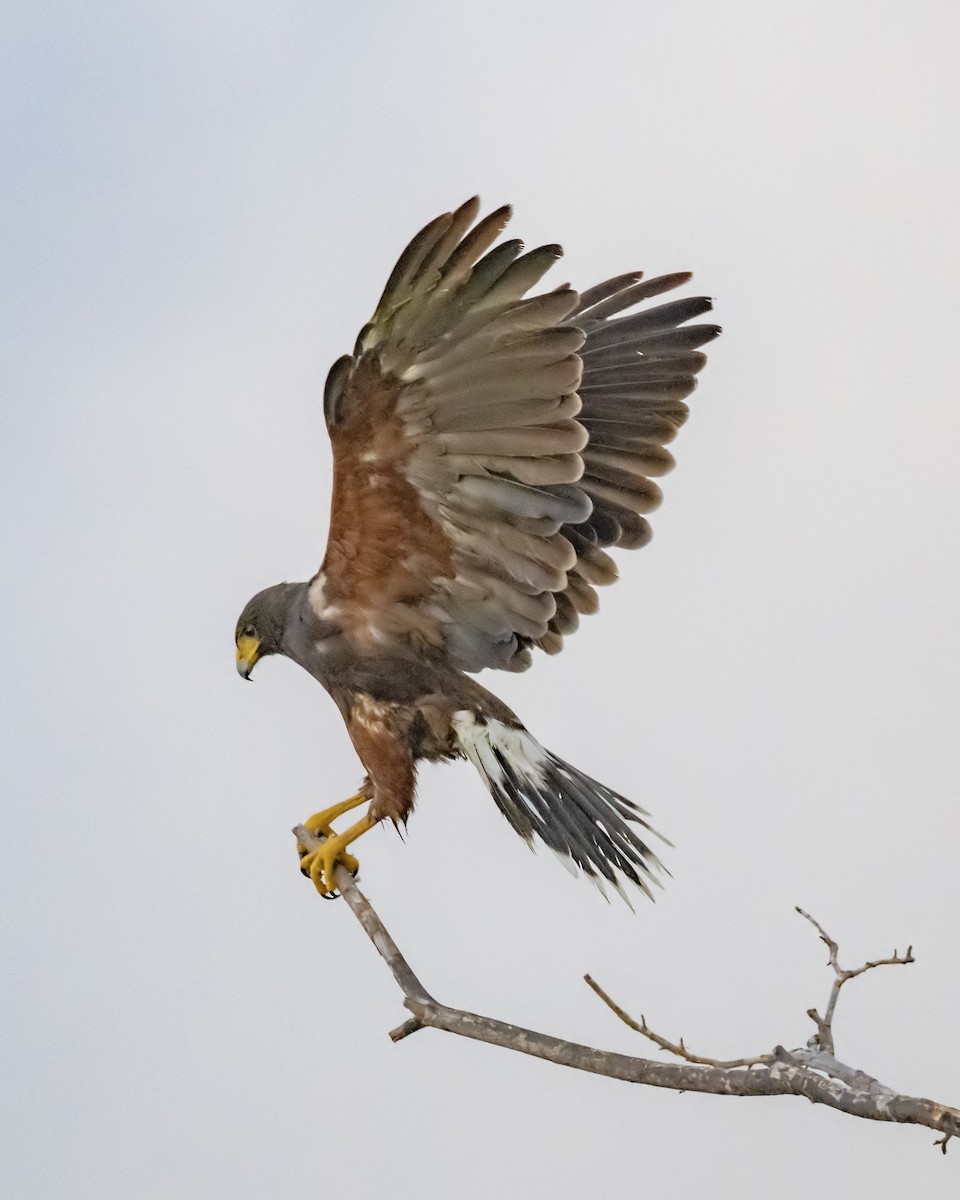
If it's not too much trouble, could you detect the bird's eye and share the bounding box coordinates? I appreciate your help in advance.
[242,625,256,639]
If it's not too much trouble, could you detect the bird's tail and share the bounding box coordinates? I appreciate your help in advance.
[452,711,668,906]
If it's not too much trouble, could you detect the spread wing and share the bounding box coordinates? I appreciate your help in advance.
[312,198,719,672]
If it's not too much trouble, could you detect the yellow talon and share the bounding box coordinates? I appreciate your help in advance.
[297,805,377,897]
[300,844,352,896]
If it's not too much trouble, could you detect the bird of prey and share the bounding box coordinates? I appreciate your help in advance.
[235,197,718,903]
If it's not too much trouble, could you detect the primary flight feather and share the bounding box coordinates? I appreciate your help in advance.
[235,197,719,903]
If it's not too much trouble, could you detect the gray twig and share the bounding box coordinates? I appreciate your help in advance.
[795,906,914,1055]
[583,974,773,1068]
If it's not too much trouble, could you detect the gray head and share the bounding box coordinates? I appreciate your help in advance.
[234,582,304,679]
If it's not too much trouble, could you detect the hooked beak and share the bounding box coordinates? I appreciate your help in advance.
[236,634,260,680]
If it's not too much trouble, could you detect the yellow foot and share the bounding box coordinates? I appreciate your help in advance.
[298,811,377,898]
[299,842,359,897]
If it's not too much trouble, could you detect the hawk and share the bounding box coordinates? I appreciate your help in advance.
[235,198,718,904]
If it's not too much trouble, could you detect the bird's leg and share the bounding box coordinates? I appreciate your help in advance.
[301,791,366,837]
[299,811,378,897]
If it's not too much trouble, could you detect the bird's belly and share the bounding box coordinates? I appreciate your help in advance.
[344,689,460,765]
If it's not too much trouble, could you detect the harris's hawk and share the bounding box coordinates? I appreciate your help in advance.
[235,198,719,904]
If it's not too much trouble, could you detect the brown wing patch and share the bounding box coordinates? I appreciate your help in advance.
[321,356,454,646]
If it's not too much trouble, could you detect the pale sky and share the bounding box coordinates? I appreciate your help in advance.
[3,2,960,1197]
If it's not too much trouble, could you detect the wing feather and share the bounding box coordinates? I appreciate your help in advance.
[539,271,719,653]
[315,202,718,669]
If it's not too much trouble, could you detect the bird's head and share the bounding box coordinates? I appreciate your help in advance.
[234,583,300,679]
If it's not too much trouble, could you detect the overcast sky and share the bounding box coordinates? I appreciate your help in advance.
[3,2,960,1196]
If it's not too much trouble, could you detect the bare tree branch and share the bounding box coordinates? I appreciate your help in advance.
[294,825,959,1151]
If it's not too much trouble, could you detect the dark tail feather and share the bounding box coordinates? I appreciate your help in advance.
[453,712,669,905]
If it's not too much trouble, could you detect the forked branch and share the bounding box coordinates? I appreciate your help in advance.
[294,825,958,1152]
[795,906,914,1056]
